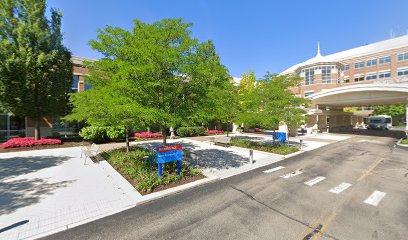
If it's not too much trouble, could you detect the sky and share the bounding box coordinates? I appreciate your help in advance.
[47,0,408,78]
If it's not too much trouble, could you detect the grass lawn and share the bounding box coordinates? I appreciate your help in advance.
[101,146,203,194]
[230,139,299,155]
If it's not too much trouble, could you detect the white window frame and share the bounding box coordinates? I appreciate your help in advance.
[354,61,365,69]
[397,52,408,61]
[304,68,315,86]
[379,56,391,65]
[397,67,408,76]
[365,72,377,80]
[378,70,391,78]
[304,90,315,97]
[344,64,350,71]
[354,74,365,82]
[321,66,332,84]
[366,59,377,67]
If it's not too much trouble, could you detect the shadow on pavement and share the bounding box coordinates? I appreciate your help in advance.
[330,128,406,139]
[0,155,74,215]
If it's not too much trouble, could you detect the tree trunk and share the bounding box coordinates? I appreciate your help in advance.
[162,127,167,145]
[125,126,130,153]
[226,122,229,137]
[34,118,41,140]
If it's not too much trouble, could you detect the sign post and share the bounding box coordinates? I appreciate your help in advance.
[155,144,183,177]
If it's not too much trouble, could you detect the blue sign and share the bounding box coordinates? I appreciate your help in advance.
[272,132,287,144]
[154,145,183,177]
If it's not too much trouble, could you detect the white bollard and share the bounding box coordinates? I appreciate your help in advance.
[249,149,254,164]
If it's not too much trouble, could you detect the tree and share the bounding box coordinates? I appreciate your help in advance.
[236,72,309,135]
[66,18,230,146]
[373,104,406,125]
[0,0,73,140]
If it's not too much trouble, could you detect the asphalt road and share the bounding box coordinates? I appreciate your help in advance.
[41,135,408,240]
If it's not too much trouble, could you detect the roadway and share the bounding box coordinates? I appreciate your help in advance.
[41,134,408,240]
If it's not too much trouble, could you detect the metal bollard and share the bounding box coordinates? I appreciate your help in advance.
[299,139,303,150]
[249,149,254,164]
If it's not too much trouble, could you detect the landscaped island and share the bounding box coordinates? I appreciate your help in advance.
[230,138,299,155]
[101,146,203,194]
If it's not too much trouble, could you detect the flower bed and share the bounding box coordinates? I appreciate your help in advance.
[132,132,163,139]
[230,139,298,155]
[101,146,202,193]
[1,137,62,149]
[206,130,224,135]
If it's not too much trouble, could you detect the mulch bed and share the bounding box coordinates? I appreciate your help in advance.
[0,141,90,153]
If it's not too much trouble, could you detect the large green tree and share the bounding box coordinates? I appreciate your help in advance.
[373,104,406,125]
[236,72,309,132]
[66,18,230,146]
[0,0,73,140]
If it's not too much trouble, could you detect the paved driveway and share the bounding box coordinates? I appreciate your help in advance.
[0,147,141,240]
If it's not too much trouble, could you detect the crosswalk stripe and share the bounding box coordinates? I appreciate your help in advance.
[263,166,285,173]
[364,191,386,206]
[304,176,326,186]
[329,182,352,194]
[280,169,303,179]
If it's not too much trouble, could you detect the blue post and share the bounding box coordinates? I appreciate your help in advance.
[177,160,181,175]
[158,163,163,177]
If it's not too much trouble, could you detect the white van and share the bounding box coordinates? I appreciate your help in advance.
[367,115,392,130]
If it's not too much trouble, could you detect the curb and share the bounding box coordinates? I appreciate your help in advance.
[137,176,219,205]
[395,138,408,150]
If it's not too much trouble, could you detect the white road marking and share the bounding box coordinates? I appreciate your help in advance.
[364,191,386,206]
[304,176,326,186]
[329,182,352,194]
[263,166,285,173]
[280,169,303,179]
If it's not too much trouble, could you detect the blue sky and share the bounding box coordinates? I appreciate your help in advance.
[48,0,408,78]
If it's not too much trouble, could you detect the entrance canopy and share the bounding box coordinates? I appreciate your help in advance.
[308,84,408,106]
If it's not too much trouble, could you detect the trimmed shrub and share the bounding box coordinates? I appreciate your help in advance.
[106,126,126,140]
[80,126,109,143]
[177,127,206,137]
[2,137,62,148]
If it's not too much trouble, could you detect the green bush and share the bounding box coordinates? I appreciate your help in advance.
[106,126,126,140]
[176,127,206,137]
[401,139,408,145]
[80,126,126,143]
[101,146,202,193]
[80,126,109,143]
[230,139,298,155]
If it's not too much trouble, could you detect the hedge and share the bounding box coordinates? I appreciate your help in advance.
[80,126,126,143]
[176,127,206,137]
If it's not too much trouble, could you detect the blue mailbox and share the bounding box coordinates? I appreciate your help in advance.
[272,132,287,144]
[155,144,183,177]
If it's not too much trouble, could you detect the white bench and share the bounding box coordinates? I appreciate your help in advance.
[214,136,231,146]
[81,143,100,164]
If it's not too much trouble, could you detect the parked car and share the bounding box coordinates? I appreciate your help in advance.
[366,115,392,130]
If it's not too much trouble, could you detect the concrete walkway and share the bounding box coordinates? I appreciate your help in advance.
[0,147,141,240]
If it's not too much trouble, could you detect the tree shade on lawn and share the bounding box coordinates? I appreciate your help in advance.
[66,18,232,147]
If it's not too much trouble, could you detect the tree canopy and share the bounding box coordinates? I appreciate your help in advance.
[0,0,73,139]
[236,72,308,130]
[373,104,406,125]
[66,18,231,145]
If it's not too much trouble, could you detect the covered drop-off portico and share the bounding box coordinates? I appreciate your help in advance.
[305,84,408,133]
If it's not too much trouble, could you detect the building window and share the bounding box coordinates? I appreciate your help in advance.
[365,73,377,80]
[397,52,408,61]
[378,70,391,78]
[304,68,315,85]
[344,64,350,71]
[321,66,332,84]
[70,75,79,92]
[343,76,350,83]
[354,75,365,82]
[366,59,377,67]
[304,91,314,97]
[379,56,391,64]
[397,67,408,76]
[354,61,365,69]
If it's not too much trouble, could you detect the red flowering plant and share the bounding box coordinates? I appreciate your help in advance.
[132,132,163,139]
[206,130,224,135]
[1,137,62,149]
